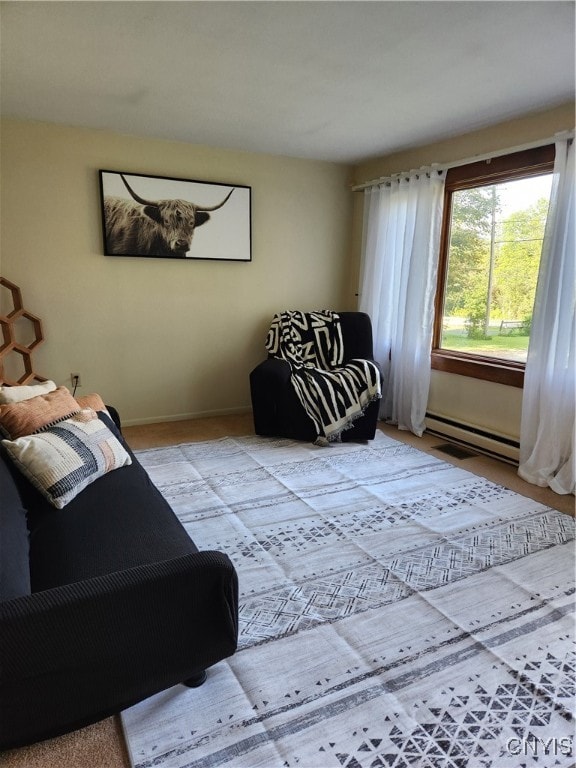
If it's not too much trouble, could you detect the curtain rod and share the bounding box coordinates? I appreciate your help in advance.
[351,130,575,192]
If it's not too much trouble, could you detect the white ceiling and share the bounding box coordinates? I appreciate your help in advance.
[1,1,574,164]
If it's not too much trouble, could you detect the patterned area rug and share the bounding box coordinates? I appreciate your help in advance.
[121,432,575,768]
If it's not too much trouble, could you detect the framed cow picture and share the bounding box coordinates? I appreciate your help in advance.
[99,170,252,261]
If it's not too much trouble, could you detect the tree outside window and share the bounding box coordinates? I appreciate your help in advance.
[432,145,555,387]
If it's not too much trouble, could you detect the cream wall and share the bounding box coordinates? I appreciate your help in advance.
[350,102,575,450]
[0,119,354,424]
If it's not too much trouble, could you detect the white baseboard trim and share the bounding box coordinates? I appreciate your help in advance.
[425,413,520,464]
[122,406,252,428]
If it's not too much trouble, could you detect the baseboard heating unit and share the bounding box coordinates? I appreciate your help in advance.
[425,413,520,465]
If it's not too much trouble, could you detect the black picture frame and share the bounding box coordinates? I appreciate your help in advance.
[99,170,252,261]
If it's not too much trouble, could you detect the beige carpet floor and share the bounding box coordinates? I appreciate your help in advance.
[3,413,573,768]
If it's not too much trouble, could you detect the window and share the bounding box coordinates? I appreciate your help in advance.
[432,145,555,387]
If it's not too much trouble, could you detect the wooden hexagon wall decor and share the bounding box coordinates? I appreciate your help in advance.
[0,277,46,385]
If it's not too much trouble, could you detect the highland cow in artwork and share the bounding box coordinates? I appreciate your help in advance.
[99,171,251,261]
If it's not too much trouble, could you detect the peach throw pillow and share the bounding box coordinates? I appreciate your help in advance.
[0,386,80,439]
[75,393,108,413]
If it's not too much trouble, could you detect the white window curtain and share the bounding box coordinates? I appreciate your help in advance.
[359,169,445,436]
[518,138,575,495]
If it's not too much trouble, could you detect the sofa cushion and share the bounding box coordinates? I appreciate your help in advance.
[2,409,132,509]
[21,413,198,591]
[0,454,31,600]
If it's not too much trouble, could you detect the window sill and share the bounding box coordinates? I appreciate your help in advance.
[431,350,524,388]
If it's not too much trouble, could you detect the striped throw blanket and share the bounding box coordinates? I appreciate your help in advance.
[266,311,381,444]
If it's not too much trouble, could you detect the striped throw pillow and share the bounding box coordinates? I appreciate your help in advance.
[2,409,132,508]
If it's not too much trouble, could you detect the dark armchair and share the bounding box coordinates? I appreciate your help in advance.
[250,311,381,442]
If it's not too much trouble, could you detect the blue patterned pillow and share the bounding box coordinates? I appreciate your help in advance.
[1,409,132,508]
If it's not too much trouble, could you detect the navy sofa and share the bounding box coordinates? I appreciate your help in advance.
[0,409,238,750]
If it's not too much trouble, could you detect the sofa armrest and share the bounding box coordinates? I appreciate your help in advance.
[0,550,238,749]
[250,358,293,436]
[102,404,122,433]
[338,312,376,362]
[252,357,292,385]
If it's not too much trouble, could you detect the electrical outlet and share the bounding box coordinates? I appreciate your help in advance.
[70,372,82,388]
